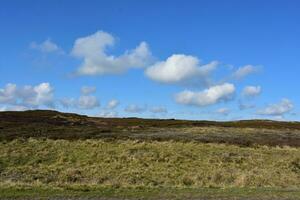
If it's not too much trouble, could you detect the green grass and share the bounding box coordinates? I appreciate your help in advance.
[1,139,299,190]
[0,139,300,200]
[1,186,300,199]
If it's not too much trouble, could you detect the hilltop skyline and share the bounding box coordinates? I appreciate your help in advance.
[0,0,299,121]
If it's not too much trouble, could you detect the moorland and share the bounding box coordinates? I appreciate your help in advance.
[0,110,299,199]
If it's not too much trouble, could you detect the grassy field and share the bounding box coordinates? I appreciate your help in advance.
[0,110,300,199]
[0,139,300,199]
[1,186,300,200]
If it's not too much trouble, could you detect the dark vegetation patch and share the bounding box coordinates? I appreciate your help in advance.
[0,110,300,147]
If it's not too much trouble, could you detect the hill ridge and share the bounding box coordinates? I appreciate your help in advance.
[1,110,300,147]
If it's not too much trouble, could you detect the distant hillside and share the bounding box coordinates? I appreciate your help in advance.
[0,110,300,147]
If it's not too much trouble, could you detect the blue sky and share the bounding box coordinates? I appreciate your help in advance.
[0,0,299,121]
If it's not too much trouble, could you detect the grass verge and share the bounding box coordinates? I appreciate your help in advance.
[1,186,300,199]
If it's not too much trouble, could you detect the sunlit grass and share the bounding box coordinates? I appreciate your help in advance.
[0,139,299,189]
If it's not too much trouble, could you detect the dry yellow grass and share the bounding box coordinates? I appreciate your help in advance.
[0,139,299,189]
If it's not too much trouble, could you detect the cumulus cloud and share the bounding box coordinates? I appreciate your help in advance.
[257,99,293,116]
[0,82,54,108]
[242,86,261,98]
[124,104,146,113]
[0,83,17,104]
[22,83,54,107]
[106,99,119,109]
[216,108,230,115]
[30,39,64,54]
[60,86,100,110]
[61,95,100,110]
[150,106,168,113]
[81,86,96,95]
[77,95,100,109]
[71,31,152,75]
[232,65,259,79]
[175,83,235,107]
[145,54,218,86]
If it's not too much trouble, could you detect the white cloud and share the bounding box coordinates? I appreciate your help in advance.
[71,31,152,75]
[257,99,293,116]
[150,106,168,113]
[81,86,96,95]
[233,65,259,79]
[60,98,76,108]
[175,83,235,107]
[98,111,118,118]
[60,95,100,110]
[124,104,146,113]
[59,86,100,110]
[77,95,100,109]
[273,115,285,121]
[30,39,64,54]
[23,83,54,107]
[216,108,230,115]
[242,86,261,97]
[107,99,119,109]
[145,54,218,85]
[0,105,29,112]
[0,82,54,108]
[0,83,17,104]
